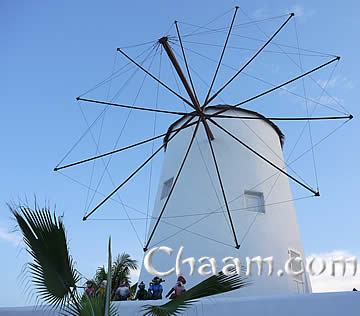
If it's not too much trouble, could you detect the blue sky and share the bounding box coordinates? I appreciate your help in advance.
[1,0,359,306]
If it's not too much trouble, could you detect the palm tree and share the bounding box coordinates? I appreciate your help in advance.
[11,202,249,316]
[10,203,116,316]
[142,269,250,316]
[94,253,138,298]
[112,253,138,288]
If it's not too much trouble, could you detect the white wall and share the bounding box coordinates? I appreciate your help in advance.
[3,292,360,315]
[115,291,360,316]
[139,107,311,296]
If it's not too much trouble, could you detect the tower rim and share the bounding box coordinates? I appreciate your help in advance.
[164,105,285,150]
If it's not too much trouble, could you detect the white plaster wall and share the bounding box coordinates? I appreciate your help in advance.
[3,292,359,315]
[113,291,360,315]
[139,107,311,296]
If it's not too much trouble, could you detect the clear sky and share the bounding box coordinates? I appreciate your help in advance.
[1,0,359,307]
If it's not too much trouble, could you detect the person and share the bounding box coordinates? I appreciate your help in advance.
[115,282,131,301]
[166,276,186,299]
[85,280,96,298]
[148,277,164,300]
[97,280,107,297]
[135,281,148,300]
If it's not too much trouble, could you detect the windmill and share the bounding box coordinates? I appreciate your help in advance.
[54,7,352,296]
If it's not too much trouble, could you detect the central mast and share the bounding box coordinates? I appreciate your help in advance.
[159,36,214,140]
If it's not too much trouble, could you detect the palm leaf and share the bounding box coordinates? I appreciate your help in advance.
[11,204,81,310]
[64,238,116,316]
[105,237,112,316]
[142,270,250,316]
[94,266,107,286]
[130,282,138,299]
[112,253,138,288]
[65,295,118,316]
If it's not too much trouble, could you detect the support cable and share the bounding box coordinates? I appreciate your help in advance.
[208,118,319,195]
[145,48,163,243]
[288,119,351,166]
[205,13,295,105]
[131,116,349,245]
[54,46,156,169]
[285,61,340,164]
[175,21,200,104]
[117,47,194,108]
[205,123,240,248]
[169,50,233,233]
[76,97,188,116]
[76,102,145,245]
[175,43,346,115]
[85,46,160,213]
[84,53,118,215]
[150,176,312,248]
[77,44,155,98]
[144,118,201,251]
[178,8,234,38]
[237,172,282,248]
[178,22,336,58]
[204,6,239,105]
[179,40,332,57]
[83,47,161,246]
[54,121,197,171]
[294,17,319,190]
[83,116,198,221]
[238,7,350,115]
[89,195,313,221]
[172,45,314,190]
[211,56,340,117]
[172,46,257,233]
[178,14,291,38]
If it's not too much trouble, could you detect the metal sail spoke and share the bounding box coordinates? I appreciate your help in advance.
[52,7,354,262]
[82,115,197,221]
[173,43,346,115]
[159,36,215,140]
[205,122,240,248]
[175,21,199,105]
[204,6,239,105]
[211,56,340,117]
[144,118,201,251]
[117,47,194,108]
[76,97,188,116]
[206,114,352,121]
[205,13,294,106]
[54,120,198,171]
[208,118,319,196]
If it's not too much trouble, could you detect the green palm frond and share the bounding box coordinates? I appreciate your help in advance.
[142,270,250,316]
[111,252,138,291]
[105,237,112,316]
[130,282,138,299]
[95,266,107,285]
[11,204,81,310]
[64,295,118,316]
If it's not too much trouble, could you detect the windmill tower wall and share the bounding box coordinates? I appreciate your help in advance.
[139,106,311,296]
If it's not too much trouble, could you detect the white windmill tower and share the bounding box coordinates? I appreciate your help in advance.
[135,26,316,294]
[137,103,313,296]
[55,6,352,299]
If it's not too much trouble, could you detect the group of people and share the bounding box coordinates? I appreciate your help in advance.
[84,280,107,298]
[134,276,187,301]
[84,275,187,301]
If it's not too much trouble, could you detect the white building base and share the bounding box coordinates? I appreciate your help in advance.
[1,292,359,315]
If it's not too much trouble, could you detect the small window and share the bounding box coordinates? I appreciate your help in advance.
[288,249,304,283]
[160,177,174,200]
[244,190,265,213]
